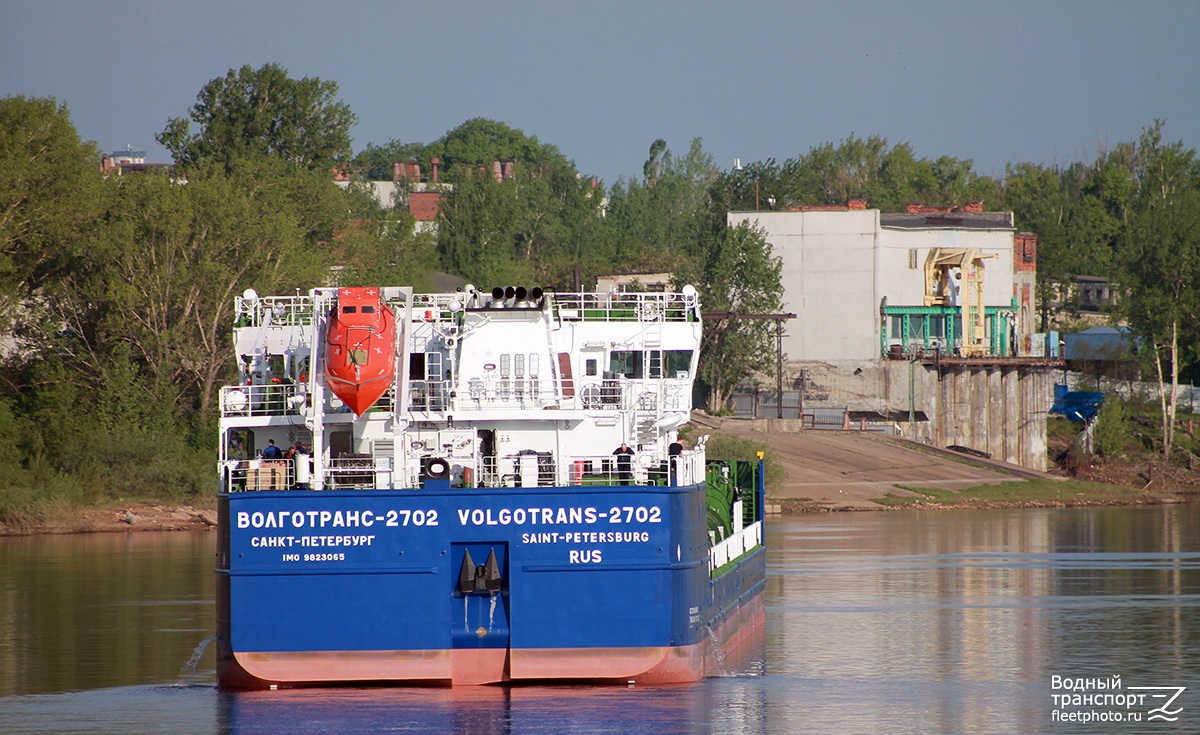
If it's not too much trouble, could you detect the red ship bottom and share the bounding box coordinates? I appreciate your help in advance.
[218,592,764,689]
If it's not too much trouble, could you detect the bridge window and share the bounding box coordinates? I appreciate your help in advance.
[665,350,693,378]
[609,350,643,379]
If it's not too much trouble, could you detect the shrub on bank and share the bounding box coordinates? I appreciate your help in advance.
[703,433,787,495]
[1093,398,1130,458]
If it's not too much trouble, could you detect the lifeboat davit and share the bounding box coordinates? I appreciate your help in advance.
[324,287,396,416]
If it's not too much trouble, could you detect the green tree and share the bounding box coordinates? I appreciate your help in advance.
[157,63,357,171]
[1116,121,1200,457]
[335,191,439,287]
[351,139,428,181]
[1002,156,1134,329]
[425,118,570,178]
[84,159,346,418]
[604,139,791,411]
[679,222,784,412]
[1092,396,1129,458]
[710,159,783,213]
[0,96,104,368]
[432,120,601,288]
[1003,162,1073,328]
[438,172,532,287]
[777,134,999,210]
[603,138,717,272]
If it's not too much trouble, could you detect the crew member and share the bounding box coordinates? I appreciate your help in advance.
[262,439,283,460]
[613,442,634,485]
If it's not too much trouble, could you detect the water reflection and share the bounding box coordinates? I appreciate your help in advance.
[0,679,771,735]
[767,506,1200,734]
[0,531,217,696]
[218,682,768,735]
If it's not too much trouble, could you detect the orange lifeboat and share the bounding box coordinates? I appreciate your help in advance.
[324,287,396,416]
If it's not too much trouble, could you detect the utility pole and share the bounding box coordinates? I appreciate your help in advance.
[701,311,797,418]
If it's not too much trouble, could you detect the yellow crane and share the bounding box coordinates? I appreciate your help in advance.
[924,248,995,357]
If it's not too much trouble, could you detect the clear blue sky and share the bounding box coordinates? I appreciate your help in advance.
[4,1,1197,186]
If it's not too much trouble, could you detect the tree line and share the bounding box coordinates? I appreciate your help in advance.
[1,62,1196,517]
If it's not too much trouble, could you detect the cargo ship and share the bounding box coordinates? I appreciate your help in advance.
[216,284,765,688]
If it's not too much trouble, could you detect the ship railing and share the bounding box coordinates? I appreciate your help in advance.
[418,378,584,413]
[447,376,637,413]
[222,459,295,492]
[660,381,690,411]
[408,375,687,415]
[408,379,454,412]
[375,385,395,412]
[474,452,557,488]
[564,455,636,487]
[564,450,697,487]
[220,383,303,417]
[326,454,390,489]
[671,451,705,487]
[552,292,698,323]
[709,521,763,574]
[450,449,696,489]
[234,295,315,328]
[411,292,473,313]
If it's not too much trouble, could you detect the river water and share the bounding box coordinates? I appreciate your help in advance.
[1,505,1197,734]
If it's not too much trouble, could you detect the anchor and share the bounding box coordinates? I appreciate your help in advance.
[457,547,503,596]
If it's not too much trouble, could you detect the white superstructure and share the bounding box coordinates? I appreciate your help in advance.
[217,285,705,493]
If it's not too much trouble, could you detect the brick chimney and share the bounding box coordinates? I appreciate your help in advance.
[501,160,513,180]
[491,161,503,183]
[392,162,402,183]
[1014,232,1038,272]
[406,159,421,182]
[431,157,440,184]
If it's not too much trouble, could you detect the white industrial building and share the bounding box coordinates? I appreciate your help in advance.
[728,203,1037,365]
[726,202,1052,471]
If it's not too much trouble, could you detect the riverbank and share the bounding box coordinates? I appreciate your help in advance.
[0,499,218,536]
[697,415,1199,513]
[780,477,1195,513]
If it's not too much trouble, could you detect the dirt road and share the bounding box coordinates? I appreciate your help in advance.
[694,415,1053,510]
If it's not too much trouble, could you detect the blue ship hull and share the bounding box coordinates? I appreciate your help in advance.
[217,480,765,687]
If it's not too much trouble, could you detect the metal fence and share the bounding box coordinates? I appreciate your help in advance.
[726,388,895,433]
[728,389,803,419]
[1061,376,1200,414]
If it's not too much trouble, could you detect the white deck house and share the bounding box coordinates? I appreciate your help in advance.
[727,204,1051,472]
[729,205,1035,364]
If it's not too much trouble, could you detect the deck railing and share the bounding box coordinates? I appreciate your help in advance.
[218,377,670,417]
[231,291,699,330]
[709,521,763,574]
[220,384,302,417]
[551,291,697,323]
[223,459,295,492]
[223,448,702,493]
[235,295,316,328]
